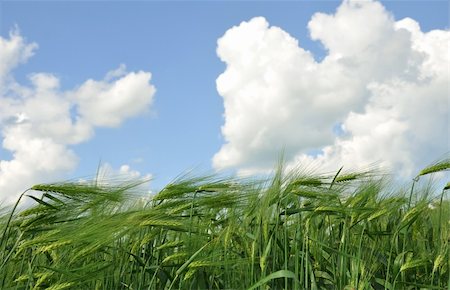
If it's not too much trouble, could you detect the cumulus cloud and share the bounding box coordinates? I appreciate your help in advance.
[213,0,449,177]
[0,30,156,205]
[71,70,155,127]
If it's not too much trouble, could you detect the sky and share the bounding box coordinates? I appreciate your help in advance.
[0,0,449,205]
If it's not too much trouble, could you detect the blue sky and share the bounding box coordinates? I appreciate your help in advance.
[0,0,448,203]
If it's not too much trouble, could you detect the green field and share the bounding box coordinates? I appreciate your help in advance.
[1,158,449,289]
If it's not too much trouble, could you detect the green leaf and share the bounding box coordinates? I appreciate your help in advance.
[247,270,297,290]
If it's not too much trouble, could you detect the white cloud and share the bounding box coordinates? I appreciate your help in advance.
[213,0,449,178]
[0,28,38,89]
[71,69,155,127]
[0,125,78,205]
[104,63,128,81]
[97,163,152,182]
[0,30,156,205]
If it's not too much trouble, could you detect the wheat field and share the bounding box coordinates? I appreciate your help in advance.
[1,158,448,289]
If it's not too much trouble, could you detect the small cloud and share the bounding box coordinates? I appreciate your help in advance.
[104,63,127,81]
[0,27,38,87]
[119,164,142,179]
[96,163,152,188]
[70,69,156,127]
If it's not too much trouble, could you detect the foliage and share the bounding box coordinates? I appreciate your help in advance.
[0,159,449,289]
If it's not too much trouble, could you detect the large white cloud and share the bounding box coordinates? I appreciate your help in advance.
[0,30,156,205]
[213,0,449,177]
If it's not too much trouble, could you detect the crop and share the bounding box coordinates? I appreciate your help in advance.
[0,158,448,289]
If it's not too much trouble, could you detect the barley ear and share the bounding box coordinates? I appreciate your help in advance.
[418,157,450,177]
